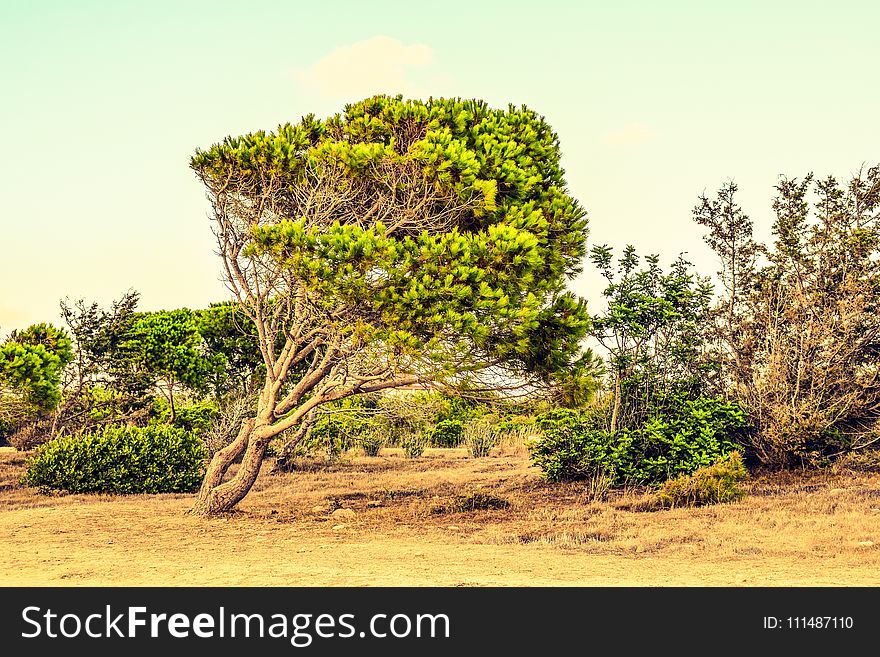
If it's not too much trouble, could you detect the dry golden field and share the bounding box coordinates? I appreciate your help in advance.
[1,445,879,586]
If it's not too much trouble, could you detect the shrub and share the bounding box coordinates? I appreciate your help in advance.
[401,432,428,458]
[831,449,880,474]
[648,452,748,509]
[433,491,510,513]
[529,410,614,482]
[427,419,464,448]
[359,431,386,457]
[464,419,498,458]
[530,398,745,485]
[24,424,206,494]
[7,419,53,451]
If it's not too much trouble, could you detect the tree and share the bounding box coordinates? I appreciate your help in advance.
[54,291,153,436]
[127,309,209,424]
[698,166,880,466]
[589,246,716,432]
[189,95,591,514]
[195,301,264,398]
[0,323,73,442]
[692,182,760,388]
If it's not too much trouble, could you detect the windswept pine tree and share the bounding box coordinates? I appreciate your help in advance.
[189,95,592,514]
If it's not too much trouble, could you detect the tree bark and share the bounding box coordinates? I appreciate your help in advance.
[190,417,258,515]
[610,373,622,434]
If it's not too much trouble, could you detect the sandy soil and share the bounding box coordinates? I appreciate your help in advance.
[2,447,879,586]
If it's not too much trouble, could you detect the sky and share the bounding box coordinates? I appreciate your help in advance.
[2,0,879,336]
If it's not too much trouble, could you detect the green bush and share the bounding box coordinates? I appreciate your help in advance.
[464,419,499,458]
[427,419,464,448]
[24,424,206,494]
[359,431,386,457]
[151,399,219,436]
[530,398,745,486]
[401,432,428,458]
[648,452,748,509]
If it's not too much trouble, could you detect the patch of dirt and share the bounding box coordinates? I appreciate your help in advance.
[1,447,878,586]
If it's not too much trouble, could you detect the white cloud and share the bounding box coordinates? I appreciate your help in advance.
[293,36,450,100]
[602,122,656,145]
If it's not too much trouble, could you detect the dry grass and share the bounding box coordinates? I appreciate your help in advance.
[1,446,879,586]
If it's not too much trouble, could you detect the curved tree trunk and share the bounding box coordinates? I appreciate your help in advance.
[190,417,261,515]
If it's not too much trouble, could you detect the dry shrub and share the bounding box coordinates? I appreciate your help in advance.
[401,432,428,459]
[359,430,386,457]
[8,420,53,451]
[831,450,880,474]
[433,491,510,513]
[642,452,748,510]
[464,419,498,458]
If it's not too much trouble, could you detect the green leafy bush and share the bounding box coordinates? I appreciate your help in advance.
[530,398,745,485]
[152,399,220,436]
[24,425,206,494]
[359,431,386,457]
[401,432,428,458]
[648,452,748,509]
[427,419,464,448]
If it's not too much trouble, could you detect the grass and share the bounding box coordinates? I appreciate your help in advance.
[2,446,879,585]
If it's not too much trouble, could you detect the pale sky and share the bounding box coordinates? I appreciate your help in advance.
[2,0,878,336]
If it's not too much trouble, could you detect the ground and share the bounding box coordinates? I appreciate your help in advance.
[1,446,878,586]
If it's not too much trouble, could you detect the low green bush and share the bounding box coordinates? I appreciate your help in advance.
[649,451,748,509]
[427,419,464,448]
[359,431,386,457]
[530,397,745,486]
[401,432,428,458]
[464,419,498,458]
[24,424,206,494]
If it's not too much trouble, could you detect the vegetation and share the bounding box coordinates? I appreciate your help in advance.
[426,419,464,448]
[401,432,428,459]
[2,91,876,516]
[646,452,749,510]
[530,400,744,485]
[463,418,499,458]
[24,424,206,494]
[0,323,73,445]
[187,95,593,514]
[697,169,880,467]
[432,491,511,513]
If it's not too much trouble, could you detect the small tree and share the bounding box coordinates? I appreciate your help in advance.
[196,302,264,398]
[189,95,591,514]
[126,309,208,424]
[588,245,716,432]
[0,323,73,445]
[55,291,153,435]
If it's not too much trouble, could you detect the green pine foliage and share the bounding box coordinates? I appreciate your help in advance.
[24,425,206,494]
[191,96,592,383]
[0,323,73,413]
